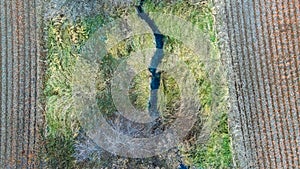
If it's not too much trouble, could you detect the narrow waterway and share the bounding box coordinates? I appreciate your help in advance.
[135,2,188,169]
[136,1,164,120]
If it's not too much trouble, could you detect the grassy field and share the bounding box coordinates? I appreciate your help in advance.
[43,0,232,168]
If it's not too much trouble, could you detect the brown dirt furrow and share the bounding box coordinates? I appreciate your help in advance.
[0,0,42,168]
[215,0,300,168]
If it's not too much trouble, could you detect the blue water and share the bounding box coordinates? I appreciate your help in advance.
[135,3,189,169]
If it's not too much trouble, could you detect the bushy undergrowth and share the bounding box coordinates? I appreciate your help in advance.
[44,0,232,168]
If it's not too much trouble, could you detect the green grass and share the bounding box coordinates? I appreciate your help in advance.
[191,114,232,168]
[44,15,105,168]
[43,0,232,168]
[141,1,232,167]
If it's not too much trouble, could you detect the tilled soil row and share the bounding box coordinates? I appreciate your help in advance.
[215,0,300,168]
[0,0,43,168]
